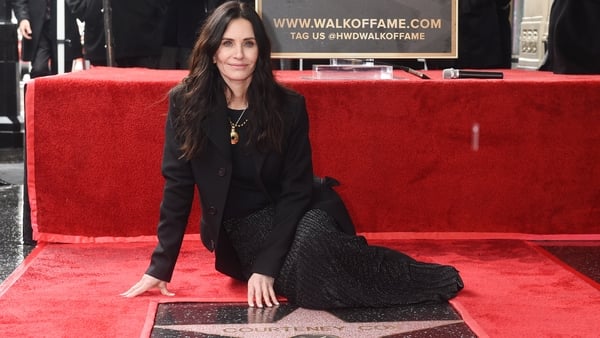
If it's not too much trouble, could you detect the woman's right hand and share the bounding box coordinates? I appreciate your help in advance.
[120,274,175,298]
[18,20,32,40]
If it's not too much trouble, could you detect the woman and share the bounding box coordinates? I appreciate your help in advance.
[122,1,463,309]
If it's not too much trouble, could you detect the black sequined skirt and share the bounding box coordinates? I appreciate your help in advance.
[223,207,463,309]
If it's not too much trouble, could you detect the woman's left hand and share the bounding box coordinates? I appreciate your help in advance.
[247,273,279,308]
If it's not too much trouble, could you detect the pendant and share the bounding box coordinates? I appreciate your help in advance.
[230,127,239,145]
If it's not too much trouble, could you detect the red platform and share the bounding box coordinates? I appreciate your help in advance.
[25,67,600,242]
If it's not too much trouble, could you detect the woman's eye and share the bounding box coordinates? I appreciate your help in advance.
[244,41,256,48]
[222,40,233,47]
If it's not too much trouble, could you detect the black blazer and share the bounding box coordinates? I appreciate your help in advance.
[146,86,313,282]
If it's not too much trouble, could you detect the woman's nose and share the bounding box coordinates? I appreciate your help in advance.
[234,45,244,58]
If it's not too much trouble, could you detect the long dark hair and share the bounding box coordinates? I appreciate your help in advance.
[174,1,286,160]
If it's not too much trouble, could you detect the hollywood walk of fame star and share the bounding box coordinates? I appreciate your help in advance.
[153,307,465,338]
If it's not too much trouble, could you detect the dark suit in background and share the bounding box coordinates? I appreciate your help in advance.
[385,0,512,70]
[450,0,512,69]
[159,0,209,69]
[66,0,168,68]
[540,0,600,74]
[11,0,82,78]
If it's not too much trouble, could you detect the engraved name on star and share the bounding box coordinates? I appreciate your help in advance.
[154,307,464,338]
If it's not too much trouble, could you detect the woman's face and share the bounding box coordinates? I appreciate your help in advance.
[214,18,258,89]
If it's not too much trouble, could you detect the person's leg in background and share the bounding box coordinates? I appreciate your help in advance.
[28,19,51,78]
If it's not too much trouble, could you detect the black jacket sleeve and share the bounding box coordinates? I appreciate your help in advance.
[10,0,30,22]
[145,90,196,282]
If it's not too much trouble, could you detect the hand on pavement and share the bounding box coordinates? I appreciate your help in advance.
[120,274,175,298]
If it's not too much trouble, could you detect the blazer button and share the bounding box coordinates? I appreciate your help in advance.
[208,206,217,215]
[217,167,227,177]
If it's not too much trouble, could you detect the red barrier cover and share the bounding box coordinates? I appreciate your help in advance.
[26,67,600,242]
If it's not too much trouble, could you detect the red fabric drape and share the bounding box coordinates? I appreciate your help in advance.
[26,68,600,242]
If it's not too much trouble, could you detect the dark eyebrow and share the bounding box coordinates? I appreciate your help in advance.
[221,37,256,41]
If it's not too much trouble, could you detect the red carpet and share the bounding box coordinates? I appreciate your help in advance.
[1,235,599,337]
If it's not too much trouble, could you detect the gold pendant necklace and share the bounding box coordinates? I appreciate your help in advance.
[228,108,248,145]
